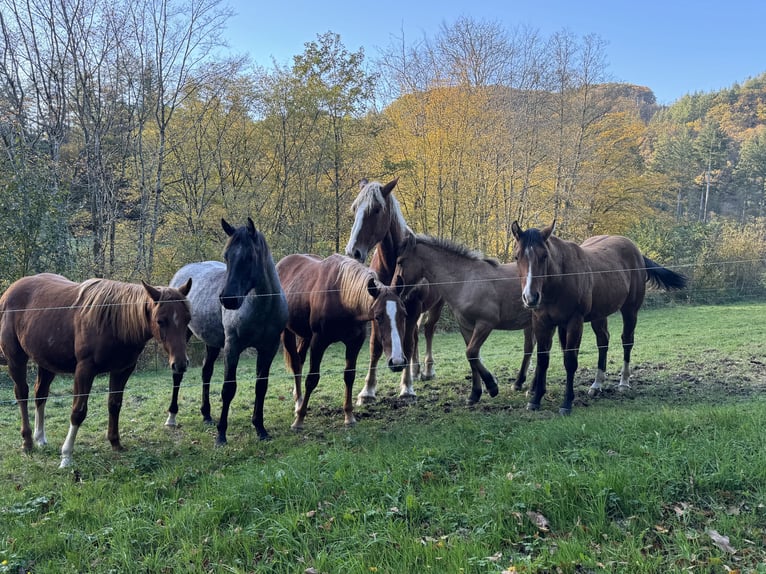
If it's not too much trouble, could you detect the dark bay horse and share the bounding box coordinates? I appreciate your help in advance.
[511,220,688,415]
[276,253,408,430]
[0,273,192,468]
[345,178,444,404]
[393,233,535,404]
[168,218,288,446]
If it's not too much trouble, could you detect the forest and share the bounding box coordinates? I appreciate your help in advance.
[1,0,765,302]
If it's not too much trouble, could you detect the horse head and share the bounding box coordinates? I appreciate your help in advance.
[366,275,408,372]
[220,217,263,310]
[345,177,399,263]
[511,220,556,309]
[142,279,192,375]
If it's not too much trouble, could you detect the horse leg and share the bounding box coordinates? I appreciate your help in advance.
[619,307,639,391]
[513,326,535,391]
[33,368,55,447]
[8,356,33,452]
[282,330,303,411]
[559,317,584,415]
[527,322,555,411]
[292,336,328,431]
[105,365,135,453]
[200,345,221,425]
[215,344,240,447]
[60,363,97,468]
[251,341,280,440]
[357,325,382,405]
[587,318,610,397]
[463,323,496,405]
[343,336,365,426]
[166,328,192,426]
[399,297,422,398]
[420,299,444,381]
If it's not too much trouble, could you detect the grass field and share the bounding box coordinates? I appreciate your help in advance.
[1,302,766,573]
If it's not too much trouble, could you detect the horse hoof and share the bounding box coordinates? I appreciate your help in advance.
[356,394,376,406]
[257,432,271,441]
[420,373,435,381]
[587,387,601,397]
[466,396,481,406]
[486,384,499,397]
[618,384,631,393]
[559,407,572,416]
[203,418,215,426]
[59,457,73,469]
[398,392,417,403]
[215,437,227,447]
[526,402,540,411]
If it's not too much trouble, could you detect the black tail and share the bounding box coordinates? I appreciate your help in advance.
[644,256,687,290]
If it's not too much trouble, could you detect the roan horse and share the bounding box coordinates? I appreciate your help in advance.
[345,178,444,404]
[0,273,192,468]
[393,233,535,404]
[511,220,688,415]
[167,218,288,446]
[276,253,408,430]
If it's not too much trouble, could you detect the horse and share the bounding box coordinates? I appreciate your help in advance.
[393,233,535,404]
[276,253,408,430]
[345,178,445,404]
[0,273,192,468]
[167,218,288,446]
[510,220,688,415]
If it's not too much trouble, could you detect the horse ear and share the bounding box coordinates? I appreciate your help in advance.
[246,217,256,235]
[381,177,399,197]
[511,221,522,241]
[221,218,235,237]
[178,277,193,296]
[399,232,416,253]
[367,277,381,298]
[359,178,369,189]
[542,220,556,240]
[141,280,162,302]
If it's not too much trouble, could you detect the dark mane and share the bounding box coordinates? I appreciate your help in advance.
[414,234,499,267]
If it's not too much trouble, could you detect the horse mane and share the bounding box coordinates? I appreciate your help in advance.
[352,180,411,233]
[76,279,150,344]
[414,234,499,267]
[333,255,380,310]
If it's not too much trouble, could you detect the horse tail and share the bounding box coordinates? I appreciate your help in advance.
[643,256,688,291]
[0,349,6,366]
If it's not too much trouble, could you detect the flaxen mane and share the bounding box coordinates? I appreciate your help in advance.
[335,255,380,311]
[414,234,499,267]
[76,279,149,344]
[352,180,409,229]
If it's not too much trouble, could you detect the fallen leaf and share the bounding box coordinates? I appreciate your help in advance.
[707,529,736,554]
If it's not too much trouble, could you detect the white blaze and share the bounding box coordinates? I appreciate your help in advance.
[522,246,535,304]
[345,208,365,256]
[386,300,405,365]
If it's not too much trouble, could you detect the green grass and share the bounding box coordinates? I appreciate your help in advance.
[1,302,766,573]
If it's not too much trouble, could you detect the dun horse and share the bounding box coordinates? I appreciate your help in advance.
[345,178,444,404]
[276,254,408,430]
[167,218,288,446]
[0,273,192,468]
[511,220,688,415]
[393,233,534,404]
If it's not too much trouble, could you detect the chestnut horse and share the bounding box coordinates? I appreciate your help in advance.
[393,233,535,404]
[511,220,688,415]
[167,218,288,446]
[345,178,444,404]
[0,273,192,468]
[276,254,408,430]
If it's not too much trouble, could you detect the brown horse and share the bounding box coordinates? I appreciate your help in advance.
[345,178,444,404]
[393,233,534,404]
[511,220,687,414]
[276,254,408,430]
[0,273,192,468]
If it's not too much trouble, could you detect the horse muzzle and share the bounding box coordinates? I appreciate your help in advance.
[387,356,408,372]
[171,356,190,375]
[522,291,542,309]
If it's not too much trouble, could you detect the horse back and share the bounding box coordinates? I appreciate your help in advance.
[171,261,227,348]
[579,235,646,317]
[0,274,83,372]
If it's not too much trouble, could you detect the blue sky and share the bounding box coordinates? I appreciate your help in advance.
[222,0,765,105]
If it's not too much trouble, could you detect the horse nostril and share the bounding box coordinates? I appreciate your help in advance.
[354,249,364,262]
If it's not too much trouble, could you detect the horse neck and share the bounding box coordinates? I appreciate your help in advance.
[372,231,400,284]
[250,254,283,297]
[413,243,472,299]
